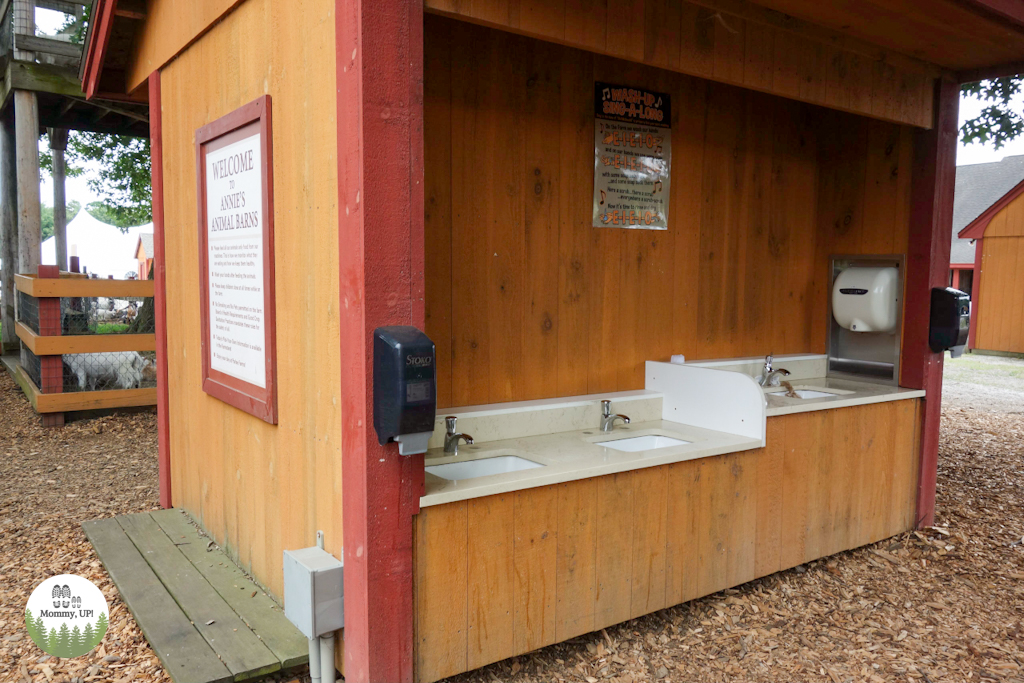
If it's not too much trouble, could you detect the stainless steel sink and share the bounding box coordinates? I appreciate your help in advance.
[426,455,543,481]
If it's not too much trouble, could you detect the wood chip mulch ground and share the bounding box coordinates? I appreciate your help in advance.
[0,371,165,683]
[1,368,1023,683]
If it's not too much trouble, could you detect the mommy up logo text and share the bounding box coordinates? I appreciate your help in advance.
[25,574,109,658]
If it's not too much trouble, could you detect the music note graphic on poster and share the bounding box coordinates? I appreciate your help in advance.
[592,82,672,230]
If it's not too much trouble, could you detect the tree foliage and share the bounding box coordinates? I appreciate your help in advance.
[40,133,151,229]
[961,78,1024,150]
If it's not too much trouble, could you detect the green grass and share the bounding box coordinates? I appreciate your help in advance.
[94,322,130,334]
[946,356,1024,380]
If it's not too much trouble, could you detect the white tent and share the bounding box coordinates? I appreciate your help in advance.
[41,210,153,279]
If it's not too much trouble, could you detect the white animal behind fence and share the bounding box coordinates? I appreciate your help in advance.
[62,352,155,391]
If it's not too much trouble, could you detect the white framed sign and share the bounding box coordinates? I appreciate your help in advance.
[195,96,278,424]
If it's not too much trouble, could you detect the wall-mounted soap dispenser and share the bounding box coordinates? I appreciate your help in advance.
[827,256,904,385]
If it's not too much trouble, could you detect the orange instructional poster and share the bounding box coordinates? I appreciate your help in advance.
[592,82,672,230]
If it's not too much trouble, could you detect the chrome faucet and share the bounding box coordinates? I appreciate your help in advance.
[758,354,791,387]
[444,416,474,456]
[600,400,631,432]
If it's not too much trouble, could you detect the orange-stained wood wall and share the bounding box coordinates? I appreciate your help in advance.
[425,16,915,409]
[157,0,342,599]
[423,0,935,128]
[414,400,922,682]
[126,0,241,92]
[974,192,1024,353]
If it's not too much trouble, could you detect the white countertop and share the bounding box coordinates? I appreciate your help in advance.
[419,373,925,508]
[763,376,925,416]
[420,420,762,507]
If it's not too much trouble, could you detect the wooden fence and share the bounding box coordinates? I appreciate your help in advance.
[12,267,156,426]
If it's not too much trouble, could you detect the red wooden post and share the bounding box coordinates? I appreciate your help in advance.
[37,265,64,427]
[903,77,959,528]
[149,70,172,509]
[336,0,425,681]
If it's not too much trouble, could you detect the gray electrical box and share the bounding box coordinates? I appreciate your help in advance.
[283,547,344,639]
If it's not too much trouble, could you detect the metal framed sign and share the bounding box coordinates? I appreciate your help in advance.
[593,82,672,230]
[195,95,278,423]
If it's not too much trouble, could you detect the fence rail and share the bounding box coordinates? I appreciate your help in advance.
[13,270,157,423]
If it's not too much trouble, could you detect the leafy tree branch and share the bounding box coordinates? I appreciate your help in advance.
[961,77,1024,150]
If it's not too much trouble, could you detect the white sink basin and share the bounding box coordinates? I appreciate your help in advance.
[596,435,690,452]
[767,389,838,399]
[426,455,543,481]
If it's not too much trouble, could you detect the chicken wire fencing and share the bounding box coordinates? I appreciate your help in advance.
[22,347,41,389]
[23,346,157,393]
[60,297,156,335]
[17,291,39,333]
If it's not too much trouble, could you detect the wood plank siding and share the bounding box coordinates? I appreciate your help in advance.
[157,0,341,599]
[423,1,934,128]
[125,0,241,92]
[975,192,1024,353]
[414,399,922,682]
[425,17,915,409]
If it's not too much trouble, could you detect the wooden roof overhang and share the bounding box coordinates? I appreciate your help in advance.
[81,0,1024,113]
[79,0,147,102]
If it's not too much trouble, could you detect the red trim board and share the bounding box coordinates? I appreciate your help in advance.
[150,70,172,509]
[969,238,984,349]
[904,78,959,529]
[195,96,278,424]
[336,0,425,680]
[81,0,118,100]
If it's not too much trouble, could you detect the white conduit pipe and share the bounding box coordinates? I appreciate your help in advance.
[308,637,322,683]
[320,633,336,683]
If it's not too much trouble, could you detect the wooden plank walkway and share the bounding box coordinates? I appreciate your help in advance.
[83,510,308,683]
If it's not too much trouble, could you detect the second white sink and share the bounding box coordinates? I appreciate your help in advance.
[596,435,691,452]
[767,389,838,399]
[426,455,543,481]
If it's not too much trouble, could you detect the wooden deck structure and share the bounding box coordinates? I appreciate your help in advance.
[83,509,308,683]
[0,0,149,357]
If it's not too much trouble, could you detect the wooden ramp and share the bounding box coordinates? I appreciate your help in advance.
[83,510,308,683]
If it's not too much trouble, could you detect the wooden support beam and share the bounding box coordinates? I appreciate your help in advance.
[955,0,1024,31]
[336,0,425,681]
[49,128,69,272]
[903,78,960,528]
[13,0,34,61]
[0,116,15,354]
[113,0,144,20]
[36,0,91,15]
[2,61,86,108]
[70,95,149,123]
[682,0,948,78]
[958,60,1024,83]
[14,89,40,275]
[14,34,83,59]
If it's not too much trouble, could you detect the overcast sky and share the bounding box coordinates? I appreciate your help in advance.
[30,8,1024,211]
